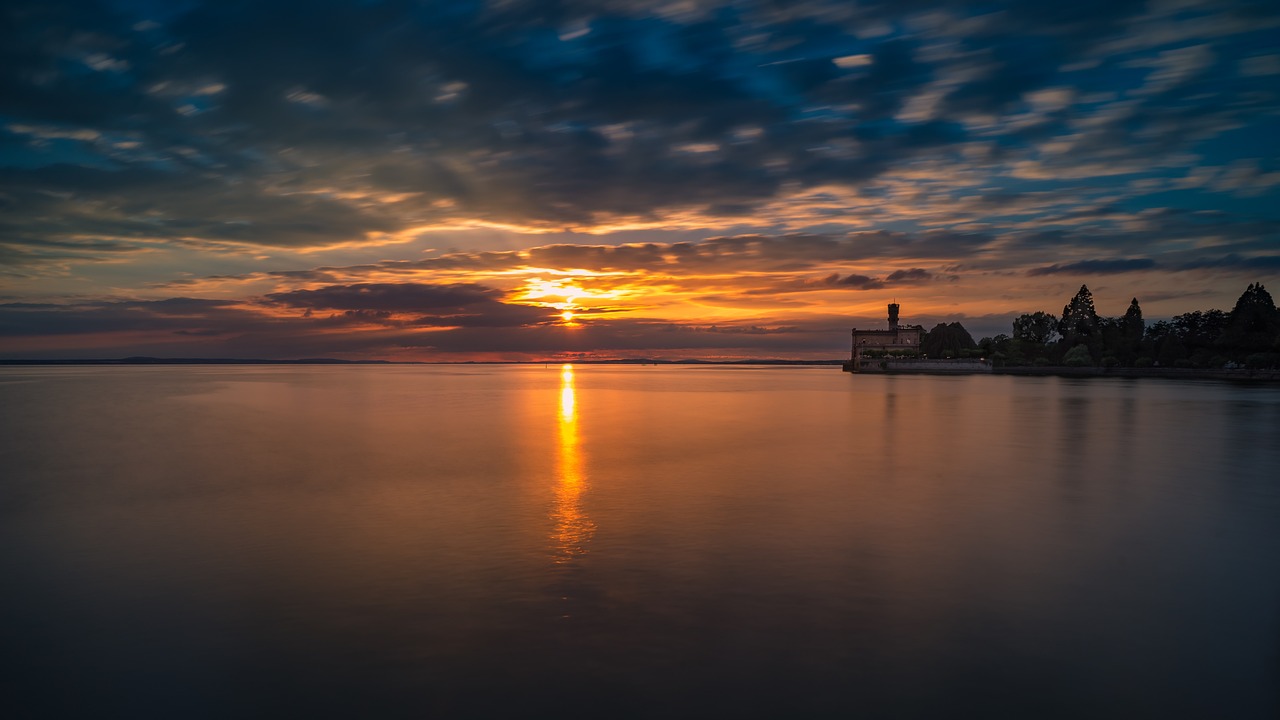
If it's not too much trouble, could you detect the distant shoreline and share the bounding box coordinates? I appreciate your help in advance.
[993,366,1280,381]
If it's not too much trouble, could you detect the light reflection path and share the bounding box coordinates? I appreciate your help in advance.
[552,364,594,562]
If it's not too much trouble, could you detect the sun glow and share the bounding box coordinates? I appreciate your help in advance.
[553,364,593,562]
[518,277,623,308]
[559,364,576,420]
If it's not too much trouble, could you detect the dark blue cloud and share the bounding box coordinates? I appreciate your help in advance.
[266,282,555,328]
[3,0,1272,258]
[1174,254,1280,271]
[1027,259,1158,276]
[266,283,501,312]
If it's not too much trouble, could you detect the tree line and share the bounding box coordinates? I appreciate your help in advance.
[969,283,1280,369]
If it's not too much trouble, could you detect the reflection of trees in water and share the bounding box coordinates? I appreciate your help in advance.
[1055,385,1092,502]
[552,365,594,563]
[1225,397,1275,487]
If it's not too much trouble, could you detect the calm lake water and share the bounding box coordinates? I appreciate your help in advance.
[2,365,1278,718]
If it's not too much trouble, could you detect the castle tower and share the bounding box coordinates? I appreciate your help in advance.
[887,303,900,330]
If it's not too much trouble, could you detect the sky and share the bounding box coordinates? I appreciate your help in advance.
[1,0,1278,360]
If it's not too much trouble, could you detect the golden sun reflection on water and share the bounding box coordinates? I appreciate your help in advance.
[552,364,594,562]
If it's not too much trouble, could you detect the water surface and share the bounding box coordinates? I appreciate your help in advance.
[2,366,1278,718]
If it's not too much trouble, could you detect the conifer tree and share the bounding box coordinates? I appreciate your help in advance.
[1221,283,1280,354]
[1058,285,1101,358]
[1118,297,1144,363]
[1120,298,1144,339]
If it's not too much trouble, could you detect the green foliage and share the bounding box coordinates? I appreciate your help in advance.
[983,333,1009,349]
[1101,356,1119,368]
[1134,356,1154,368]
[1063,344,1092,367]
[979,334,1016,364]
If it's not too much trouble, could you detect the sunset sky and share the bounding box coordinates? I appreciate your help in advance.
[2,0,1277,360]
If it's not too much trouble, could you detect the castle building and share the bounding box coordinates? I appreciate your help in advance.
[845,303,921,372]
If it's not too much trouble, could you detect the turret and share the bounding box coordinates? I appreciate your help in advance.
[888,303,900,330]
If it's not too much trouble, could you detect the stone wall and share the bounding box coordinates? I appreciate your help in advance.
[849,358,992,374]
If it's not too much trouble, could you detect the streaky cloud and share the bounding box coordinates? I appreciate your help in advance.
[1026,259,1158,276]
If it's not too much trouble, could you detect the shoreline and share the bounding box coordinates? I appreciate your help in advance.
[992,366,1280,381]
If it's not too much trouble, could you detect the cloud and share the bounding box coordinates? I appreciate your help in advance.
[835,274,883,289]
[265,283,500,312]
[884,268,932,283]
[1026,258,1158,276]
[0,298,258,337]
[266,282,555,328]
[2,0,1269,263]
[1173,254,1280,271]
[1,0,1278,358]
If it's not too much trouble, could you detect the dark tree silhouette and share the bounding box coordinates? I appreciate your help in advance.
[1002,282,1280,369]
[1063,344,1093,367]
[1173,310,1228,348]
[1105,297,1145,365]
[1221,283,1280,355]
[1142,320,1173,361]
[921,322,977,358]
[1012,312,1059,345]
[1058,285,1100,340]
[1158,333,1188,367]
[1057,284,1103,361]
[1120,298,1144,342]
[1169,309,1228,366]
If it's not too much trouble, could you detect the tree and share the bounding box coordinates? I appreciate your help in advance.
[1172,309,1228,350]
[978,334,1013,366]
[979,334,1009,354]
[1220,283,1280,355]
[1120,298,1144,347]
[1012,311,1059,345]
[1062,344,1093,367]
[921,322,977,358]
[1058,285,1100,341]
[1099,316,1122,363]
[1158,333,1188,367]
[1138,319,1174,365]
[1144,319,1173,346]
